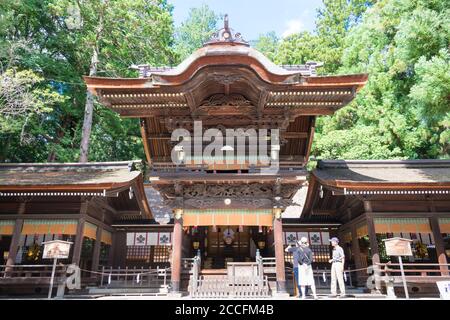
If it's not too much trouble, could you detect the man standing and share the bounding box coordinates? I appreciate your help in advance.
[329,237,346,298]
[285,240,302,297]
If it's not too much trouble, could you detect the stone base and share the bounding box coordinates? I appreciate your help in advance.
[168,291,184,298]
[271,291,290,299]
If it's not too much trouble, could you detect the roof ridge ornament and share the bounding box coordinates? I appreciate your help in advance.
[204,14,249,46]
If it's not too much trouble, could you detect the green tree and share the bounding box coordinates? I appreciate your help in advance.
[254,32,279,62]
[0,0,175,163]
[0,69,65,162]
[173,4,219,61]
[314,0,450,160]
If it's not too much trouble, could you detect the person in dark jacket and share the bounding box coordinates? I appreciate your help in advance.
[285,240,302,297]
[285,239,310,297]
[297,237,318,299]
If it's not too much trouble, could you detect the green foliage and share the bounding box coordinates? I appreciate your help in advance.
[254,32,279,62]
[255,0,449,160]
[173,4,219,61]
[0,69,65,161]
[0,0,175,162]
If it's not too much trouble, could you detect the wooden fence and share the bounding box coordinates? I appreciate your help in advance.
[189,275,270,298]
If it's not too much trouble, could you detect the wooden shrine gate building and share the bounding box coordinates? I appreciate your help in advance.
[83,17,367,295]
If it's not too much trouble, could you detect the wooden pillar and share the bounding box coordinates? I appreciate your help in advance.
[113,232,126,267]
[108,232,116,267]
[273,216,286,292]
[266,228,275,257]
[6,219,24,267]
[91,227,102,273]
[429,216,449,275]
[171,217,183,293]
[350,224,364,284]
[6,201,26,268]
[366,214,379,265]
[71,218,85,266]
[366,214,382,292]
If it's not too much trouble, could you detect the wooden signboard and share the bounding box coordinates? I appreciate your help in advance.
[383,237,413,256]
[42,240,73,259]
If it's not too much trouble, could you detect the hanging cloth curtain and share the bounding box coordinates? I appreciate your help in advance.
[21,219,78,235]
[439,218,450,233]
[83,222,98,240]
[374,218,431,234]
[0,220,15,235]
[101,230,113,245]
[183,209,273,227]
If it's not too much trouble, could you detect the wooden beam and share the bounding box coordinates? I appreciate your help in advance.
[140,118,153,165]
[72,200,88,266]
[91,227,103,272]
[171,217,183,293]
[6,219,23,268]
[84,215,115,233]
[429,216,449,275]
[90,197,117,215]
[311,209,335,216]
[258,90,269,117]
[273,216,286,293]
[0,214,83,220]
[350,221,364,284]
[304,116,315,162]
[147,133,172,140]
[185,92,196,113]
[71,217,85,266]
[282,132,309,139]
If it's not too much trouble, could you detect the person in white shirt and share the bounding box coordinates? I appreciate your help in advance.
[329,237,346,298]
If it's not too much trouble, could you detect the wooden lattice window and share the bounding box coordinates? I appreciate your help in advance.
[284,245,330,265]
[126,245,151,261]
[152,245,170,263]
[310,245,330,263]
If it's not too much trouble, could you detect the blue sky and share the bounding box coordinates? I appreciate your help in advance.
[168,0,324,41]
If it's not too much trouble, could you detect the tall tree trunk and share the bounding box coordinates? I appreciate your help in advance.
[79,46,98,162]
[78,2,106,162]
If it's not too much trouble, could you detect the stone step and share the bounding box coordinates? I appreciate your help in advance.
[87,287,169,295]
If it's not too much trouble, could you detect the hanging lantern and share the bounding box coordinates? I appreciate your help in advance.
[257,241,266,249]
[174,208,183,220]
[273,208,282,219]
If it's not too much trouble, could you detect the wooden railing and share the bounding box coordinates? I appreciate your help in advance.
[376,262,450,283]
[189,275,270,298]
[98,266,170,289]
[261,257,276,274]
[0,264,67,283]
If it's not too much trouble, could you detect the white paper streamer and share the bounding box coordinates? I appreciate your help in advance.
[322,272,327,282]
[136,274,140,284]
[344,272,347,282]
[108,273,112,285]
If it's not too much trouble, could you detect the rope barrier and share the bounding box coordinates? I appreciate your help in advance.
[77,267,171,277]
[288,265,373,284]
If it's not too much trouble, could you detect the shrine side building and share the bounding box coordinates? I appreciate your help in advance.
[0,18,449,296]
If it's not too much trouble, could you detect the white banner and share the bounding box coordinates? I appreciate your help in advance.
[309,232,322,245]
[283,231,329,245]
[126,232,173,246]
